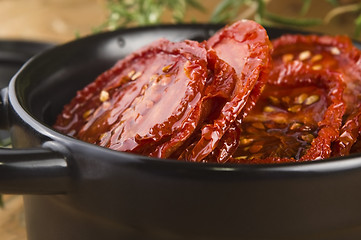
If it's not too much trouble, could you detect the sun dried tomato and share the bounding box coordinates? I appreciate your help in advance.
[54,20,272,163]
[179,20,272,162]
[271,34,361,157]
[230,61,346,164]
[55,23,361,164]
[54,39,210,157]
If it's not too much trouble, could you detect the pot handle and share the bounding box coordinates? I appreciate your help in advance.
[0,88,71,195]
[0,147,70,194]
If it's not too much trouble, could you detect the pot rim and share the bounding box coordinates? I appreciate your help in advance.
[8,23,361,175]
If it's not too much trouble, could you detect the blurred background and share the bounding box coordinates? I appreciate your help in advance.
[0,0,360,239]
[0,0,359,44]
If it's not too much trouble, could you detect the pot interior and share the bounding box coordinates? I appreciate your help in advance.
[11,24,361,167]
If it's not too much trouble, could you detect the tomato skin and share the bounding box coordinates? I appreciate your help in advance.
[230,65,346,164]
[271,34,361,158]
[54,39,210,158]
[229,34,351,164]
[181,20,272,162]
[272,34,361,116]
[54,23,361,164]
[333,110,361,156]
[54,20,272,163]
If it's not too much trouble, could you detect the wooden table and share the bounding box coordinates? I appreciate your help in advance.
[0,195,27,240]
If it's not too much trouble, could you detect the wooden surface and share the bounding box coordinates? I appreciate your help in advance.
[0,0,107,43]
[0,195,27,240]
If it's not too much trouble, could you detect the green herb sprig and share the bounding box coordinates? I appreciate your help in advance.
[95,0,206,32]
[98,0,361,39]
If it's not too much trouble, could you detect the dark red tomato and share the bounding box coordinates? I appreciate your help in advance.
[230,62,346,164]
[271,34,361,157]
[180,20,272,162]
[54,20,272,162]
[55,23,360,164]
[336,110,361,156]
[54,39,210,157]
[272,34,361,114]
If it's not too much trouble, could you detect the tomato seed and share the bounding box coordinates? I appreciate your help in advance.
[252,122,265,130]
[249,144,263,153]
[304,95,320,105]
[295,93,308,104]
[289,122,302,130]
[131,71,142,80]
[312,64,322,70]
[162,64,172,73]
[268,96,280,105]
[282,53,294,63]
[287,105,302,113]
[301,134,314,143]
[240,138,254,145]
[100,90,109,102]
[330,47,341,55]
[82,109,94,119]
[311,54,323,62]
[128,70,135,78]
[298,50,311,61]
[264,106,276,113]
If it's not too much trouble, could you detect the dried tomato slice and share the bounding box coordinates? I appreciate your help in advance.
[180,20,272,162]
[55,24,358,164]
[230,62,346,164]
[164,50,240,159]
[54,20,272,162]
[271,34,361,157]
[54,39,209,157]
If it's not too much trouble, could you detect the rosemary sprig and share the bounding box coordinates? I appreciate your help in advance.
[96,0,205,32]
[99,0,361,39]
[300,0,312,16]
[211,0,324,28]
[325,0,339,6]
[264,12,323,27]
[355,12,361,38]
[324,2,361,37]
[210,0,245,23]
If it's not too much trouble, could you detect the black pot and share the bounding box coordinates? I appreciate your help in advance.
[2,24,361,240]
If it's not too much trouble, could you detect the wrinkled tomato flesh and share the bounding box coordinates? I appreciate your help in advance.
[54,21,361,164]
[272,34,361,157]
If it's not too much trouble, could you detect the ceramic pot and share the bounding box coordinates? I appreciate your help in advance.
[1,24,361,240]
